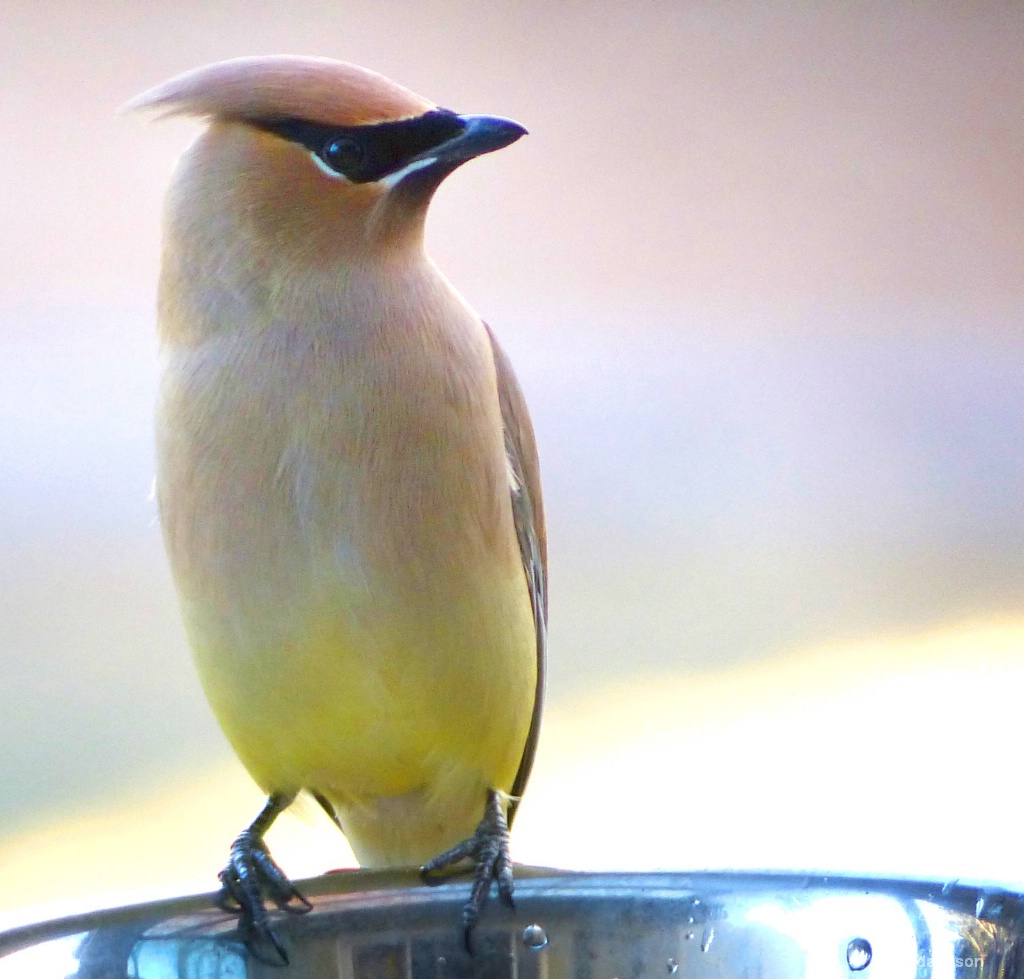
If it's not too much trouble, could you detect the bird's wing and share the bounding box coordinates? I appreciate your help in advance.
[483,324,547,825]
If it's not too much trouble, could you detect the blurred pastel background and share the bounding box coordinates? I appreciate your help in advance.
[1,1,1023,929]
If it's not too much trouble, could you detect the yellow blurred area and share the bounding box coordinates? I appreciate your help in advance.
[3,618,1021,931]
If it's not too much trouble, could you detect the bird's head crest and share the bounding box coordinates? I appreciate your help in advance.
[126,55,435,127]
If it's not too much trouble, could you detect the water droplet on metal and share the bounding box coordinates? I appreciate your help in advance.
[941,878,959,895]
[666,959,678,975]
[435,955,447,979]
[846,937,872,971]
[521,924,548,951]
[685,932,695,941]
[691,898,701,907]
[686,916,695,924]
[700,926,714,953]
[977,892,1005,921]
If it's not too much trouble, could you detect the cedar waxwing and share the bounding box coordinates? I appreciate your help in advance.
[130,56,546,963]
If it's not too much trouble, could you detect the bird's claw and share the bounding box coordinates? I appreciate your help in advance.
[420,790,514,953]
[215,830,312,966]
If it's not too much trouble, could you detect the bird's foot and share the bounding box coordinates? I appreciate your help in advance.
[215,829,312,966]
[420,789,514,953]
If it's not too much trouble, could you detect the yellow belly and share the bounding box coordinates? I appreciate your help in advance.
[184,563,536,865]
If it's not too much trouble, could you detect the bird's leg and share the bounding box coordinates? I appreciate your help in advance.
[215,791,312,966]
[420,789,515,952]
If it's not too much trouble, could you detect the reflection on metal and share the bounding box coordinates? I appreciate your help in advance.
[1,870,1023,978]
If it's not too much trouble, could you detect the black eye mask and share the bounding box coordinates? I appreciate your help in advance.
[250,109,467,183]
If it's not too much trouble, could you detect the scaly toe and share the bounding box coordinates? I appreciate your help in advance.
[420,789,515,953]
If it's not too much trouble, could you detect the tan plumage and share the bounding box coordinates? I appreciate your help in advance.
[128,55,433,125]
[133,55,545,954]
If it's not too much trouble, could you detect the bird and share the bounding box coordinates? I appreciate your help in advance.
[129,55,546,964]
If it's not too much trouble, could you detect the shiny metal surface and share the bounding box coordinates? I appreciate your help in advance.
[1,869,1022,977]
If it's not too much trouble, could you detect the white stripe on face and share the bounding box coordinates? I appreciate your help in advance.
[379,156,438,189]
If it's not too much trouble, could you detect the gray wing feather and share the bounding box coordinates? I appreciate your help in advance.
[483,324,547,826]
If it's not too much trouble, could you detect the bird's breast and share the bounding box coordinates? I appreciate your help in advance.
[156,297,536,809]
[159,290,516,616]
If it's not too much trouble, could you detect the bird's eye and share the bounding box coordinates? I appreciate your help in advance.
[320,137,365,174]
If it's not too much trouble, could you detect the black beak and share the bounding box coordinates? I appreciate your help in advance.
[431,114,528,164]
